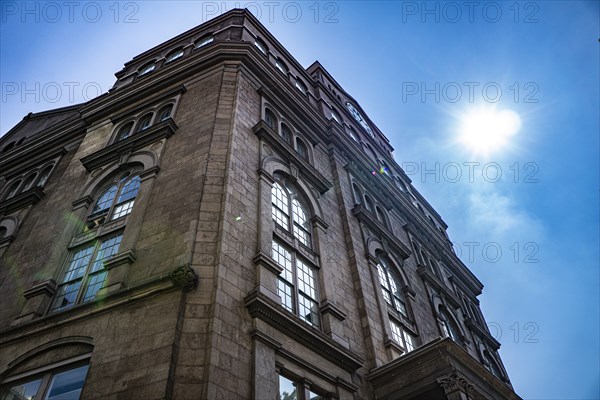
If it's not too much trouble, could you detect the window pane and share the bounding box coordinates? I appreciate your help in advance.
[390,320,403,344]
[298,294,319,327]
[292,199,310,247]
[278,375,297,400]
[403,329,416,352]
[308,391,324,400]
[63,246,95,282]
[117,176,141,203]
[82,271,107,303]
[46,365,89,400]
[51,280,83,312]
[296,260,317,299]
[90,235,122,272]
[111,201,135,220]
[92,185,118,215]
[277,280,293,312]
[3,378,42,400]
[272,242,293,282]
[37,167,53,187]
[271,183,289,230]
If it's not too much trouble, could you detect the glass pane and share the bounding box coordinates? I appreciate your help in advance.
[308,391,324,400]
[92,185,117,215]
[390,320,402,344]
[111,201,135,220]
[271,183,289,229]
[296,260,317,299]
[403,329,416,352]
[272,242,293,282]
[3,378,42,400]
[90,235,122,272]
[82,271,107,303]
[277,375,297,400]
[50,280,82,312]
[298,294,319,328]
[37,167,53,187]
[63,246,95,282]
[277,280,293,312]
[45,365,89,400]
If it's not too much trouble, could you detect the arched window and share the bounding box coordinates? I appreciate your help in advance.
[296,138,308,161]
[158,105,173,122]
[275,58,288,75]
[375,206,388,228]
[195,34,214,48]
[89,172,141,222]
[395,177,407,192]
[4,180,21,199]
[22,173,38,191]
[348,126,358,142]
[330,108,341,124]
[295,79,307,94]
[2,142,15,153]
[439,307,461,342]
[36,165,53,188]
[377,259,407,317]
[115,122,134,142]
[165,48,184,63]
[364,144,377,162]
[136,114,153,132]
[377,258,416,353]
[270,176,320,328]
[254,37,268,54]
[352,183,363,205]
[138,62,155,76]
[484,351,504,379]
[265,109,277,129]
[271,180,312,248]
[364,195,374,212]
[281,124,292,144]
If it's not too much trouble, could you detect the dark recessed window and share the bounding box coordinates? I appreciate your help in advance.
[296,138,308,161]
[281,124,292,144]
[116,122,134,142]
[275,58,288,74]
[165,48,184,63]
[138,62,155,76]
[4,180,21,199]
[364,195,374,212]
[331,109,341,123]
[158,105,173,121]
[295,79,307,93]
[265,109,277,129]
[36,165,53,187]
[1,363,90,400]
[21,174,37,191]
[137,114,153,132]
[195,35,214,48]
[254,37,268,54]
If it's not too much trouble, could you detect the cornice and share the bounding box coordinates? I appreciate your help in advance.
[0,187,45,215]
[416,266,462,309]
[465,317,501,350]
[244,288,363,373]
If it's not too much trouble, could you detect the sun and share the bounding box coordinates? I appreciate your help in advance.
[458,107,522,154]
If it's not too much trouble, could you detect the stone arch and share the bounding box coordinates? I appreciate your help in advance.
[1,336,93,379]
[368,238,411,288]
[262,157,324,219]
[79,150,158,200]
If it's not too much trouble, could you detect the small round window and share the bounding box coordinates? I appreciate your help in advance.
[165,49,184,63]
[138,62,155,76]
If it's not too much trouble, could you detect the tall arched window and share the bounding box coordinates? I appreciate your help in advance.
[271,180,312,248]
[4,180,21,200]
[89,171,141,222]
[439,307,461,343]
[36,165,53,187]
[22,174,37,191]
[352,183,363,205]
[375,206,388,228]
[295,137,308,161]
[377,259,407,317]
[115,122,134,142]
[364,195,374,212]
[484,351,504,379]
[377,258,416,353]
[281,124,292,144]
[270,176,320,328]
[265,109,277,129]
[136,114,153,132]
[158,104,173,122]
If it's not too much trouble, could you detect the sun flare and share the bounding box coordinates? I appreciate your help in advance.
[458,107,522,154]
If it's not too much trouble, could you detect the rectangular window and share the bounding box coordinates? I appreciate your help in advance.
[272,241,320,328]
[51,234,122,313]
[277,374,325,400]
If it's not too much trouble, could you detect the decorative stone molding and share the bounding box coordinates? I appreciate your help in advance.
[244,288,364,373]
[253,120,332,194]
[319,299,346,322]
[80,118,177,172]
[169,264,198,290]
[253,251,283,276]
[103,249,136,271]
[437,371,475,396]
[23,280,57,300]
[0,187,44,215]
[352,204,411,259]
[417,265,462,309]
[13,279,57,325]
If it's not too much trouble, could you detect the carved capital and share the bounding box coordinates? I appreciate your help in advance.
[169,264,198,290]
[437,372,475,396]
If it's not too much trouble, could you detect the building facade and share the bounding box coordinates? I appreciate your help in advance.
[0,9,521,400]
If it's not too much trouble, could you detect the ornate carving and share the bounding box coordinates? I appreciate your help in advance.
[437,372,475,395]
[169,264,198,290]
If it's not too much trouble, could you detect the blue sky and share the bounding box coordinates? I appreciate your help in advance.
[1,1,598,398]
